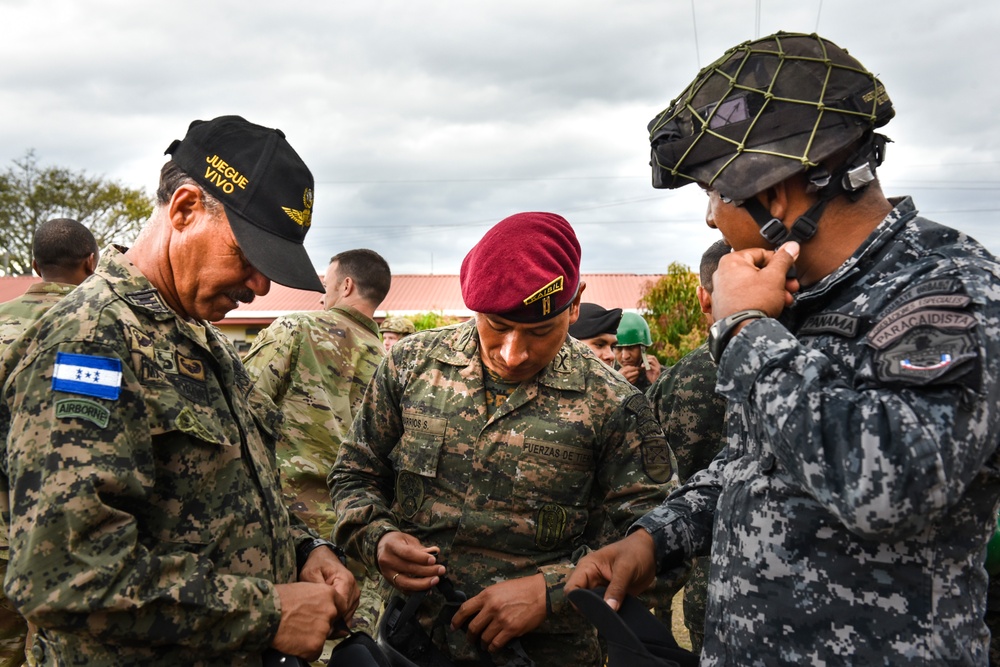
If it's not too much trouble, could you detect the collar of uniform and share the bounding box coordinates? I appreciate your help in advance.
[428,319,587,391]
[328,304,380,338]
[791,196,918,310]
[22,281,77,297]
[99,245,174,317]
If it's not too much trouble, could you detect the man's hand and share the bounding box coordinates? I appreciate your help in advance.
[564,530,657,612]
[644,355,661,384]
[618,364,642,385]
[450,574,547,653]
[298,546,360,625]
[377,531,446,592]
[711,241,800,321]
[271,582,349,661]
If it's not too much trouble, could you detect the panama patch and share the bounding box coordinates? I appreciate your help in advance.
[535,503,568,551]
[55,398,110,428]
[799,312,860,338]
[396,472,425,519]
[51,352,122,400]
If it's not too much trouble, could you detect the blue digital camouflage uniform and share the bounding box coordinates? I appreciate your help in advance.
[0,282,78,667]
[0,247,314,667]
[331,320,679,667]
[635,198,1000,666]
[645,341,725,655]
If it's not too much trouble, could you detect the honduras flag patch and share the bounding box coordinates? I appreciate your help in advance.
[52,352,123,400]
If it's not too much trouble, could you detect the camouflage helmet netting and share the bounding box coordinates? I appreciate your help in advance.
[648,32,894,201]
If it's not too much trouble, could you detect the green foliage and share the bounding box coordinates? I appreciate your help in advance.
[640,261,708,365]
[0,150,153,275]
[409,312,466,331]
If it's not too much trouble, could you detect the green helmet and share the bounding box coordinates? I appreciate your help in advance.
[379,316,416,336]
[617,312,652,347]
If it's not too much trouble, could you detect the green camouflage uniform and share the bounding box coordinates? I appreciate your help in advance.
[0,246,313,667]
[242,306,384,642]
[645,341,725,655]
[330,320,679,667]
[0,283,77,347]
[0,282,77,667]
[243,305,383,541]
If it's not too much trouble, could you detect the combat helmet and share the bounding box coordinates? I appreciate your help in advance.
[617,312,652,348]
[648,32,894,247]
[380,316,416,336]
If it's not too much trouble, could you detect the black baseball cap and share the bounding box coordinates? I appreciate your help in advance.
[165,115,323,292]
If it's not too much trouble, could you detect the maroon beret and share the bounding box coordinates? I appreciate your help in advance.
[461,212,581,322]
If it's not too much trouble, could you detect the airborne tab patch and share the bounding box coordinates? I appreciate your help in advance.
[55,398,111,428]
[51,352,122,400]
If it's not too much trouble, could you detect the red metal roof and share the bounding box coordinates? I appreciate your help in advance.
[0,274,664,323]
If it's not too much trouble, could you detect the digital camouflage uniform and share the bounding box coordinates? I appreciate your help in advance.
[645,341,725,655]
[0,282,77,667]
[0,247,314,667]
[242,305,385,641]
[636,199,1000,666]
[331,320,679,667]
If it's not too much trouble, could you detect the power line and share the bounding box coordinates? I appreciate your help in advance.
[690,0,700,69]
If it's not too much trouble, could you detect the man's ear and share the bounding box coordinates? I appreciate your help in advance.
[759,181,790,222]
[341,275,355,297]
[167,184,206,231]
[567,281,586,325]
[84,252,98,275]
[696,285,712,316]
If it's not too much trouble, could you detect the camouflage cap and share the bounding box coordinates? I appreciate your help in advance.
[379,316,416,336]
[648,32,894,201]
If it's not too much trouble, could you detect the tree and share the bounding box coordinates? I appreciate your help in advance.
[0,151,152,275]
[640,261,707,366]
[410,312,465,331]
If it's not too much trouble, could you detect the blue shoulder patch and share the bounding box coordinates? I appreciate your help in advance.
[51,352,123,400]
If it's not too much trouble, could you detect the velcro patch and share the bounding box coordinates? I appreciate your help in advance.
[799,312,860,338]
[401,411,447,435]
[55,398,110,428]
[51,352,122,400]
[523,439,593,469]
[874,328,979,388]
[867,309,976,350]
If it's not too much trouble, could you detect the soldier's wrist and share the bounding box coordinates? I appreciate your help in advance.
[296,538,347,572]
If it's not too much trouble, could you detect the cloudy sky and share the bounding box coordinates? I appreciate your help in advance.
[2,0,998,277]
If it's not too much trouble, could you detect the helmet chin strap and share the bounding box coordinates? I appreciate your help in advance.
[740,132,889,249]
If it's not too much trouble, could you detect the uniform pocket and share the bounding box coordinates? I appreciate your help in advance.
[389,430,444,520]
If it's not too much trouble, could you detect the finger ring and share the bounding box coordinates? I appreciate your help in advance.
[392,572,401,584]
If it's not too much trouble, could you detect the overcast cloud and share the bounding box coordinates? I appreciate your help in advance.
[2,0,998,277]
